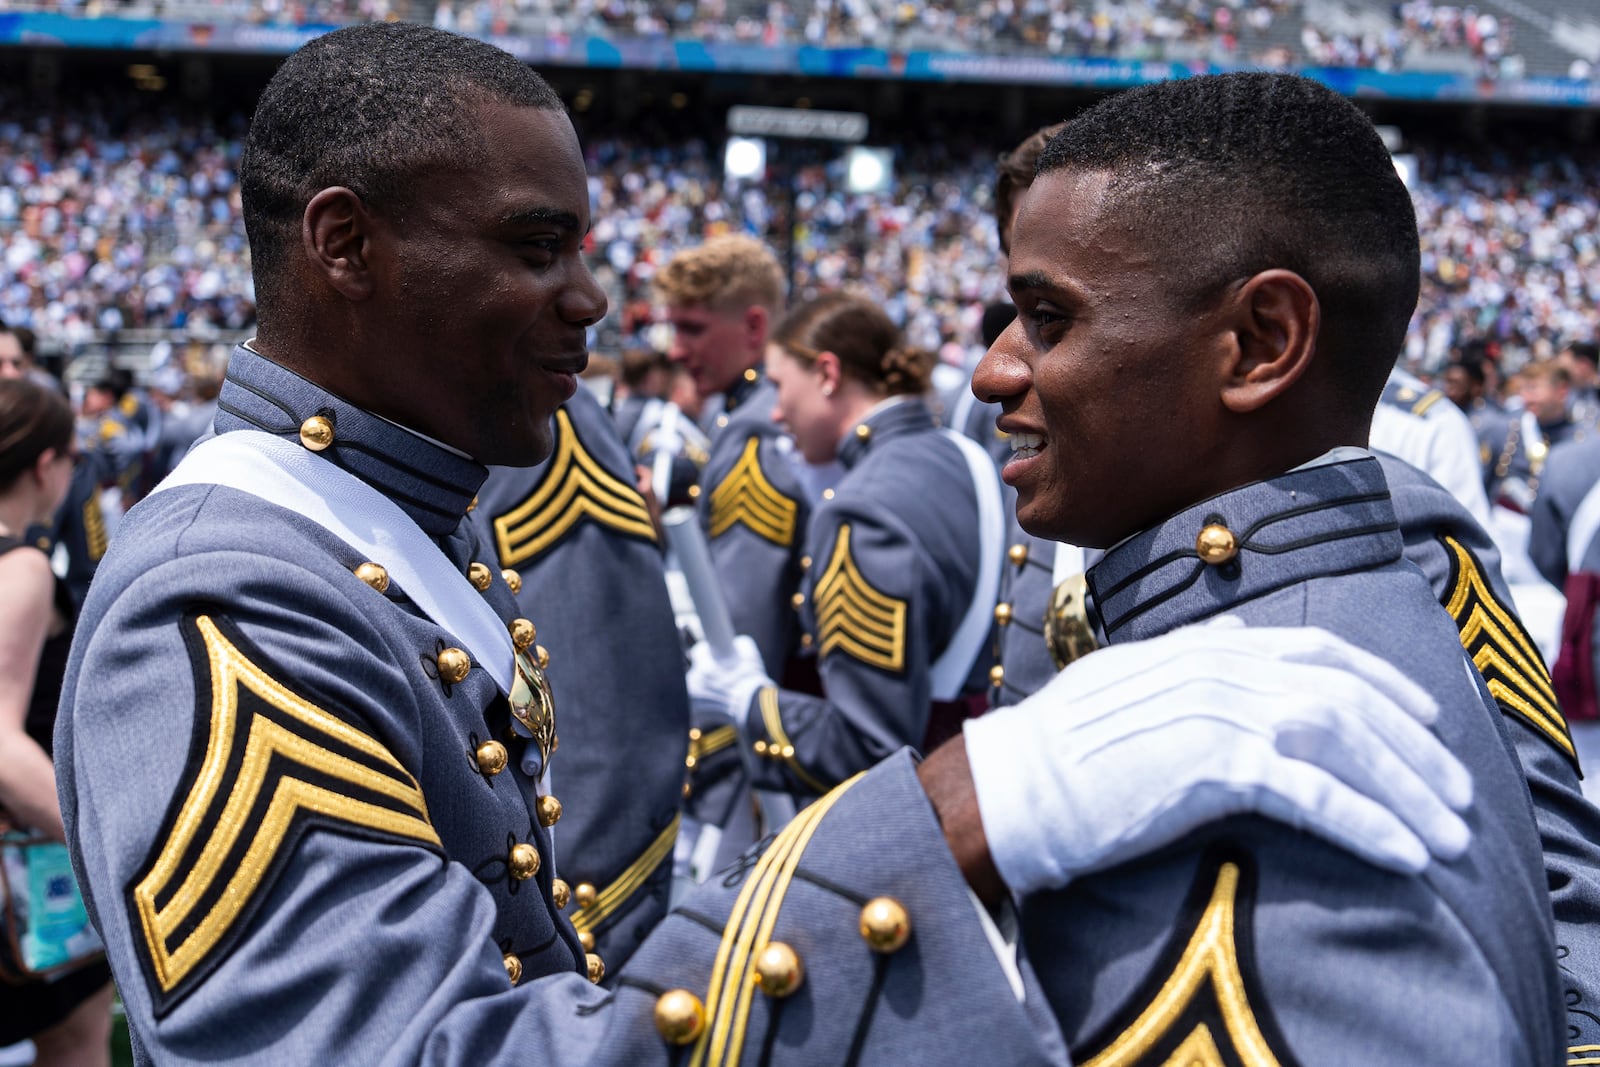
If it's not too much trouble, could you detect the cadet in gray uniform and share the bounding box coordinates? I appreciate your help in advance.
[656,237,809,679]
[689,293,1001,797]
[969,73,1563,1064]
[473,384,687,971]
[54,29,1487,1065]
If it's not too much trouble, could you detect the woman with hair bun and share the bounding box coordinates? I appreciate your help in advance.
[687,291,1004,806]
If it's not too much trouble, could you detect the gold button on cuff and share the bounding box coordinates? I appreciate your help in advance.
[578,930,596,952]
[503,953,523,985]
[586,952,606,984]
[859,897,911,954]
[779,744,795,760]
[537,794,563,828]
[1008,543,1029,566]
[508,843,541,881]
[989,664,1005,687]
[437,648,471,685]
[476,740,509,776]
[551,878,571,910]
[994,602,1013,626]
[501,568,523,595]
[509,618,537,652]
[468,562,493,591]
[854,424,872,442]
[753,942,803,998]
[752,740,769,757]
[574,883,598,910]
[354,562,390,594]
[1195,524,1238,565]
[743,368,759,383]
[654,989,707,1045]
[298,415,334,451]
[536,645,550,670]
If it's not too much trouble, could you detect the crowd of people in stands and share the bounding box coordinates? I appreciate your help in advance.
[2,94,1599,385]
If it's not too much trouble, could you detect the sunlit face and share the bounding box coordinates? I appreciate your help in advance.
[667,303,762,400]
[0,334,27,380]
[973,169,1231,549]
[374,102,607,466]
[766,346,841,464]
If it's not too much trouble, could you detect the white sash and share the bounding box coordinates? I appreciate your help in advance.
[1567,475,1600,576]
[929,428,1006,701]
[150,431,515,694]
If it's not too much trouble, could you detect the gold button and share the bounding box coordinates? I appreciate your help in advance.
[685,754,698,770]
[437,647,471,685]
[799,633,814,649]
[854,424,872,442]
[800,555,812,569]
[989,664,1005,687]
[1195,524,1238,565]
[298,415,334,451]
[859,897,911,954]
[791,592,806,609]
[682,781,693,799]
[752,740,769,756]
[753,942,803,997]
[716,414,729,429]
[508,843,541,881]
[743,368,759,383]
[468,562,493,591]
[476,740,509,776]
[467,495,479,513]
[994,602,1013,626]
[1008,543,1028,566]
[503,953,522,985]
[509,618,537,652]
[353,562,390,594]
[688,484,702,501]
[574,883,598,909]
[501,569,523,595]
[551,878,571,909]
[536,794,562,828]
[688,727,703,742]
[586,952,606,984]
[779,744,795,760]
[822,488,835,500]
[536,645,550,670]
[578,930,596,952]
[654,989,707,1045]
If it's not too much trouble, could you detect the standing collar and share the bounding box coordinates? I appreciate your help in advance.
[1087,455,1401,644]
[212,345,487,538]
[723,365,765,413]
[836,395,934,470]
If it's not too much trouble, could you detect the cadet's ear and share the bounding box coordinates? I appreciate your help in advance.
[302,187,377,302]
[1219,269,1320,414]
[744,305,770,351]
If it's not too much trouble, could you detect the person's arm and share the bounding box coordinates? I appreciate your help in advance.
[0,546,66,840]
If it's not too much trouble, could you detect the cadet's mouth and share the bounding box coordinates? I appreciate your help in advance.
[1009,431,1044,461]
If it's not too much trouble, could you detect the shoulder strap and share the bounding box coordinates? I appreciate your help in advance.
[929,429,1005,701]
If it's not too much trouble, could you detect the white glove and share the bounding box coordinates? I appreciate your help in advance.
[686,636,772,728]
[965,618,1473,894]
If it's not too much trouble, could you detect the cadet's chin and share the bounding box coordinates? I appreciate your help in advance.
[483,418,557,469]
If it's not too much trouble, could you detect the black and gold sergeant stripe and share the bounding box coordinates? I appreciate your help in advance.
[1080,855,1291,1067]
[708,438,798,547]
[1440,535,1577,768]
[493,409,657,567]
[690,774,865,1067]
[814,524,907,673]
[568,814,681,937]
[131,615,440,1015]
[758,686,832,795]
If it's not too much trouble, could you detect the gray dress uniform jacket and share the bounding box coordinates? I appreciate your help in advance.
[56,347,1063,1066]
[1025,455,1561,1066]
[474,386,688,972]
[698,369,809,678]
[742,398,988,798]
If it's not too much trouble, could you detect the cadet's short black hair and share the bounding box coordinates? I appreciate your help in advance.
[241,23,563,321]
[1035,73,1420,415]
[1565,341,1600,368]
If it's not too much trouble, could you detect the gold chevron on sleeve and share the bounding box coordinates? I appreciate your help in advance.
[691,773,865,1067]
[131,615,440,1013]
[1081,860,1284,1067]
[814,524,907,673]
[569,814,681,936]
[1441,535,1576,766]
[707,438,798,547]
[84,495,108,561]
[493,409,658,568]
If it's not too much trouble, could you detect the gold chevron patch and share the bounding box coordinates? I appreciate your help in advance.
[814,524,907,673]
[1081,859,1286,1067]
[131,615,440,1014]
[83,495,107,561]
[691,773,865,1067]
[493,409,658,567]
[1441,535,1576,767]
[708,438,798,547]
[569,814,680,936]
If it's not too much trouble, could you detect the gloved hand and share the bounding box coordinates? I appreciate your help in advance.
[686,635,771,728]
[963,618,1473,894]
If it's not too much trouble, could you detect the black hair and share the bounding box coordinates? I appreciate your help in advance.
[1035,72,1420,416]
[1447,357,1485,387]
[1566,341,1600,368]
[240,23,564,323]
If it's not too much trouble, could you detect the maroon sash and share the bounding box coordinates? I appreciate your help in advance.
[1553,571,1600,722]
